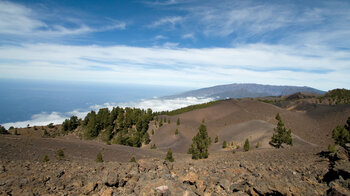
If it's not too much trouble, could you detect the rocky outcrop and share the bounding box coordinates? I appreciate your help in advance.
[322,145,350,196]
[0,147,335,195]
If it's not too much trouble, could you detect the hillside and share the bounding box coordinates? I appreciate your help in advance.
[166,83,325,99]
[1,92,350,195]
[149,99,350,153]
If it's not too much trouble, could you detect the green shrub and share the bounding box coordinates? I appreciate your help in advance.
[0,125,9,134]
[130,156,136,163]
[96,152,103,162]
[150,144,157,149]
[43,129,50,137]
[175,129,179,135]
[177,118,180,126]
[328,144,337,153]
[270,113,293,148]
[47,123,55,129]
[244,138,250,152]
[165,149,174,162]
[56,149,65,160]
[42,155,50,163]
[232,150,236,154]
[345,117,350,131]
[222,141,227,148]
[332,125,350,147]
[215,136,218,143]
[152,129,154,135]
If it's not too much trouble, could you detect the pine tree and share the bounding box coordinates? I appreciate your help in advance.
[165,149,174,162]
[175,128,179,135]
[270,113,293,148]
[222,140,227,148]
[85,111,99,139]
[143,132,151,144]
[177,118,180,126]
[215,135,218,143]
[244,138,250,151]
[188,124,211,159]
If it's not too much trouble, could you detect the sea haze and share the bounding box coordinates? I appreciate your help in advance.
[0,79,187,125]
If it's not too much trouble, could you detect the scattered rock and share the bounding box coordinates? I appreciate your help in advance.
[84,182,97,194]
[156,185,169,194]
[218,179,230,191]
[100,187,114,196]
[57,171,65,178]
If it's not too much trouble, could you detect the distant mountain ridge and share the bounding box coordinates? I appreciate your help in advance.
[167,83,325,99]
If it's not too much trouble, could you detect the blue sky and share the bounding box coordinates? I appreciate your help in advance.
[0,0,350,90]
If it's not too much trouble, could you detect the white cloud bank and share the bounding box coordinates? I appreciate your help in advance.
[1,97,213,129]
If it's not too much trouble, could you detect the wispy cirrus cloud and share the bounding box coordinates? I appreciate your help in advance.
[148,16,183,28]
[182,33,195,40]
[189,2,292,38]
[154,35,167,40]
[148,0,350,48]
[0,1,125,38]
[145,0,178,6]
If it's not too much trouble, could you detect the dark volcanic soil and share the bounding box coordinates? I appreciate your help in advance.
[150,99,350,153]
[1,99,350,195]
[1,134,349,195]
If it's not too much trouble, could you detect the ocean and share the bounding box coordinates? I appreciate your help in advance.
[0,79,187,127]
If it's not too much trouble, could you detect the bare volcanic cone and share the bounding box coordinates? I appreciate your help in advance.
[150,99,350,153]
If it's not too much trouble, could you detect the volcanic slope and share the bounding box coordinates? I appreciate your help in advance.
[148,99,350,153]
